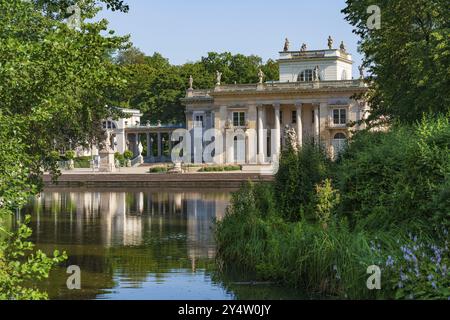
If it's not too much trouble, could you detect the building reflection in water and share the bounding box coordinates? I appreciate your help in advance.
[30,189,230,261]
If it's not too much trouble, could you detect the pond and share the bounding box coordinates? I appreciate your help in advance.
[21,189,307,300]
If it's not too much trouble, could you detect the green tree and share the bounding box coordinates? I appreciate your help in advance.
[0,0,129,299]
[343,0,450,124]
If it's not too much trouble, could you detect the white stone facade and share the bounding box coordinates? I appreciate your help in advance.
[182,45,369,164]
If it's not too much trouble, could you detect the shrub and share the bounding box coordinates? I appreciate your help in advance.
[123,150,134,160]
[275,143,332,222]
[149,166,168,174]
[199,165,241,172]
[65,150,76,160]
[313,179,340,229]
[73,156,91,169]
[338,115,450,232]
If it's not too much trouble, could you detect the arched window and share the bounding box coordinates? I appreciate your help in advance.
[332,133,347,158]
[334,133,347,140]
[298,69,313,82]
[341,70,348,80]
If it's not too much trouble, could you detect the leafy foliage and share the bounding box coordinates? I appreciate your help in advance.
[343,0,450,124]
[109,49,280,124]
[0,216,67,300]
[338,115,450,232]
[0,0,128,299]
[274,143,332,222]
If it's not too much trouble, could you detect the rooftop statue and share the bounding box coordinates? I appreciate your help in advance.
[216,70,222,86]
[328,36,333,49]
[188,75,193,89]
[359,65,365,79]
[300,43,307,52]
[258,69,265,84]
[283,38,290,52]
[340,41,346,52]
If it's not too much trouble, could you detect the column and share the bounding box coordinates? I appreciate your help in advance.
[157,132,162,159]
[247,104,258,164]
[296,103,303,148]
[135,133,139,156]
[314,104,320,144]
[257,105,265,164]
[146,133,152,158]
[220,106,228,164]
[273,103,281,158]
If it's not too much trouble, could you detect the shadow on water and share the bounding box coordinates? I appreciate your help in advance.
[21,188,308,300]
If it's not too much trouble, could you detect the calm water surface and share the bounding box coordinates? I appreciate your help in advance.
[22,189,306,300]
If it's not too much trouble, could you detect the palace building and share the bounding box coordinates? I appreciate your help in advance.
[81,39,369,171]
[181,39,370,166]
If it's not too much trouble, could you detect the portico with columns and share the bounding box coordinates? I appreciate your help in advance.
[182,39,369,165]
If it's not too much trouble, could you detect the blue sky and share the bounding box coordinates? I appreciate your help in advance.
[98,0,363,77]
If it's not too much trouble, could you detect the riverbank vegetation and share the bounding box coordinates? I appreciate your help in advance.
[216,0,450,300]
[216,116,450,299]
[0,0,130,299]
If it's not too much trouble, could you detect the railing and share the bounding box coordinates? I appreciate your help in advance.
[325,119,349,129]
[213,80,365,93]
[130,155,143,167]
[126,124,184,130]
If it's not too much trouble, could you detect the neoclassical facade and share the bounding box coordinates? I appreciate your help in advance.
[182,42,369,165]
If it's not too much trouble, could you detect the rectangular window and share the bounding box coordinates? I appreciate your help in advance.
[233,112,246,127]
[333,109,347,125]
[279,111,283,125]
[194,115,204,127]
[312,110,315,124]
[292,111,297,124]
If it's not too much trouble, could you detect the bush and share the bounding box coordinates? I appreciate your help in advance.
[123,150,134,160]
[115,152,125,167]
[199,165,241,172]
[338,115,450,232]
[149,166,168,174]
[73,156,91,169]
[65,150,76,160]
[274,143,332,222]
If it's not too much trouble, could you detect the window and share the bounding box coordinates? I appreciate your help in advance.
[194,114,204,128]
[334,133,347,140]
[298,69,313,82]
[333,109,347,125]
[280,111,283,125]
[233,112,246,127]
[312,110,315,124]
[102,121,116,130]
[332,133,347,158]
[292,110,297,124]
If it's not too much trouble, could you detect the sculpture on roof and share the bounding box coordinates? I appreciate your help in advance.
[328,36,333,49]
[358,65,365,79]
[188,75,193,89]
[283,38,290,52]
[258,69,265,84]
[300,43,307,52]
[340,41,346,52]
[216,70,222,86]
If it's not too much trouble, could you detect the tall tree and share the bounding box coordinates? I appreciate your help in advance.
[0,0,129,299]
[343,0,450,124]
